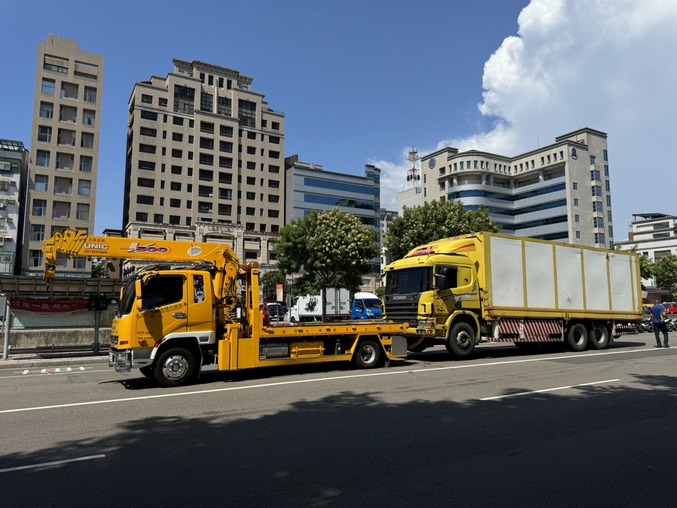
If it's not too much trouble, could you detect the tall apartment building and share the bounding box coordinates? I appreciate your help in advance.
[23,36,104,277]
[284,155,382,289]
[124,59,285,264]
[401,128,613,248]
[0,140,29,274]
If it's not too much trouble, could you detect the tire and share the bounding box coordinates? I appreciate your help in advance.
[589,323,610,350]
[406,337,428,353]
[139,365,154,378]
[445,322,476,358]
[354,340,382,369]
[566,323,588,351]
[154,347,197,387]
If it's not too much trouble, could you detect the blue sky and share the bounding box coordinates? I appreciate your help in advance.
[2,0,676,239]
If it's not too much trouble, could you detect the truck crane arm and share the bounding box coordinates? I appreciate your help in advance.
[42,229,240,297]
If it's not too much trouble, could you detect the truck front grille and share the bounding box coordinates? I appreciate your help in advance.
[384,294,418,324]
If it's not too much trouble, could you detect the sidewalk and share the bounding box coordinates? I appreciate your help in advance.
[0,350,109,370]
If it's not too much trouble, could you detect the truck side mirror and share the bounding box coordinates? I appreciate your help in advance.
[435,266,451,291]
[134,279,144,310]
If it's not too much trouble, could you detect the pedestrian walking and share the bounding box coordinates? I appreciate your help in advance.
[650,302,669,348]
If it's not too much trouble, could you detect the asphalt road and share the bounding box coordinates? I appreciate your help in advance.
[1,334,676,507]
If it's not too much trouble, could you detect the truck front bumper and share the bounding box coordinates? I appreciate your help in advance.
[108,348,154,373]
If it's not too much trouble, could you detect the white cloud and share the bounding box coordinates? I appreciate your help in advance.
[378,0,677,236]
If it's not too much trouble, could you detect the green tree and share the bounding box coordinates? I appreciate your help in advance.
[260,270,286,301]
[654,254,677,299]
[386,200,499,260]
[91,258,106,278]
[275,209,377,320]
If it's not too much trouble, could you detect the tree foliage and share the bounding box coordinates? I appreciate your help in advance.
[274,209,377,319]
[260,270,286,301]
[386,201,499,261]
[654,254,677,299]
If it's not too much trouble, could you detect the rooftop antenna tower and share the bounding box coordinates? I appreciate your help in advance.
[406,148,421,188]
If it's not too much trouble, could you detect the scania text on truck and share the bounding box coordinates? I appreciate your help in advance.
[383,232,642,357]
[43,230,408,386]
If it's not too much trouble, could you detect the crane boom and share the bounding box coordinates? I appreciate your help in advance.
[42,229,240,297]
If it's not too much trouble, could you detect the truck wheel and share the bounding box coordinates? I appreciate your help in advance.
[355,340,382,369]
[566,323,588,351]
[446,322,476,358]
[589,323,610,350]
[407,337,428,353]
[154,347,196,387]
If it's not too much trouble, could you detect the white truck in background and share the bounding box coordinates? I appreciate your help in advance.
[289,288,351,322]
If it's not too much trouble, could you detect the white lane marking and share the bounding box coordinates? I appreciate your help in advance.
[0,346,664,415]
[1,367,106,380]
[480,379,621,401]
[0,454,105,473]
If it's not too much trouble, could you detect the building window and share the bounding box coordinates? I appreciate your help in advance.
[590,155,596,165]
[170,182,181,191]
[604,165,609,177]
[38,126,52,143]
[174,85,195,114]
[141,94,153,104]
[34,175,49,192]
[81,132,94,149]
[170,198,181,208]
[29,250,44,268]
[84,86,97,103]
[36,150,51,167]
[76,203,90,221]
[593,217,605,228]
[52,201,71,219]
[137,177,154,188]
[136,212,148,221]
[201,91,213,112]
[154,214,163,223]
[73,258,87,269]
[41,79,56,95]
[573,198,579,207]
[574,214,580,223]
[172,149,183,158]
[137,195,154,205]
[572,182,578,191]
[141,110,158,121]
[594,233,606,245]
[272,121,280,130]
[54,176,73,195]
[220,125,233,137]
[78,179,91,196]
[246,207,255,216]
[82,109,96,126]
[575,231,581,239]
[30,225,45,242]
[603,149,608,161]
[39,102,54,119]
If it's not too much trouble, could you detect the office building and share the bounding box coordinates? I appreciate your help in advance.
[23,36,104,277]
[124,59,285,264]
[284,155,382,289]
[404,128,613,248]
[615,213,677,301]
[0,140,29,274]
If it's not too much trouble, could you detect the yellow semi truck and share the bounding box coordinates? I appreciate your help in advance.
[383,232,642,357]
[43,230,408,386]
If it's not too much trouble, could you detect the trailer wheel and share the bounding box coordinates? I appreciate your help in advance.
[589,323,610,350]
[154,347,196,387]
[566,323,588,351]
[355,340,382,369]
[446,322,476,358]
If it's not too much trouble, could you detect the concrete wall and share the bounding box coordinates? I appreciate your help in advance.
[8,328,110,349]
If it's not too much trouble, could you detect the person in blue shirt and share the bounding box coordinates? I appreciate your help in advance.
[650,302,669,348]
